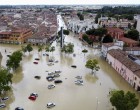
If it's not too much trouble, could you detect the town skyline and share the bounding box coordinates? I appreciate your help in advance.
[0,0,140,5]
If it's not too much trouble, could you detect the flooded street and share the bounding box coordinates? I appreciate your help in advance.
[0,15,140,110]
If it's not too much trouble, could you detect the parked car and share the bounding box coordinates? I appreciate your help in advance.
[1,97,9,101]
[0,103,6,108]
[75,76,82,79]
[48,84,55,89]
[75,80,83,85]
[34,76,41,79]
[15,107,24,110]
[46,76,55,81]
[30,93,38,97]
[55,70,61,73]
[53,74,60,78]
[28,95,36,101]
[48,72,54,75]
[71,65,77,68]
[35,58,40,60]
[54,80,62,84]
[33,62,38,64]
[47,103,55,108]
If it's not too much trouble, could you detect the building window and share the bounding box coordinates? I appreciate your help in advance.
[135,77,137,80]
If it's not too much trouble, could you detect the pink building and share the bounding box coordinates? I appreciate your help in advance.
[107,49,140,91]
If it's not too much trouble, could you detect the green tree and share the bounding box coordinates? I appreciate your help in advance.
[45,43,51,53]
[110,90,139,110]
[21,45,27,54]
[26,44,33,54]
[38,45,44,53]
[6,50,23,70]
[102,34,113,43]
[85,59,100,74]
[50,46,55,54]
[58,30,69,36]
[0,67,13,95]
[82,49,88,56]
[133,21,137,29]
[95,13,101,24]
[127,29,139,41]
[82,34,89,42]
[61,43,74,54]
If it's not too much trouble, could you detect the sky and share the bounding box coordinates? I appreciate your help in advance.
[0,0,140,5]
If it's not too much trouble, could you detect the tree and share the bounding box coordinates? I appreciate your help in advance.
[58,30,69,36]
[38,45,44,53]
[26,44,33,54]
[0,67,13,95]
[6,50,23,70]
[82,34,89,42]
[82,49,88,56]
[102,34,113,43]
[45,43,51,53]
[133,20,137,29]
[110,90,139,110]
[127,29,139,41]
[21,45,27,54]
[61,43,74,54]
[95,13,101,24]
[50,46,55,54]
[85,59,100,74]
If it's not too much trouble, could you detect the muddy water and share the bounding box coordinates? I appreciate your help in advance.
[0,16,140,110]
[0,33,140,110]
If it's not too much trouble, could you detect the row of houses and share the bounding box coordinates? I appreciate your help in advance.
[101,41,140,92]
[0,9,57,45]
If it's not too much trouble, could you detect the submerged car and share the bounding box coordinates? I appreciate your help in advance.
[54,70,61,73]
[0,103,6,108]
[28,95,36,101]
[33,62,38,64]
[30,93,38,97]
[54,80,62,84]
[1,97,9,101]
[47,103,55,108]
[46,76,55,81]
[48,84,55,89]
[15,107,24,110]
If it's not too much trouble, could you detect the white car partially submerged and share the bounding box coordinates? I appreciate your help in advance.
[47,102,56,108]
[55,70,61,73]
[48,84,55,89]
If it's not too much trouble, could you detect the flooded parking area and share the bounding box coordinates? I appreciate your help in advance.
[0,33,140,110]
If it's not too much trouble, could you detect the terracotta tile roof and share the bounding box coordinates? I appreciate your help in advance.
[108,49,140,76]
[123,47,140,51]
[102,43,114,48]
[107,27,124,33]
[0,32,11,34]
[119,37,138,44]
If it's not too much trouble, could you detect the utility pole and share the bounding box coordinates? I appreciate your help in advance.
[60,27,64,48]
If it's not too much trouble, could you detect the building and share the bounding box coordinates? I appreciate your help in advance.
[107,27,124,40]
[136,19,140,39]
[0,28,33,44]
[67,18,98,34]
[101,41,124,58]
[107,49,140,91]
[119,37,139,47]
[123,47,140,55]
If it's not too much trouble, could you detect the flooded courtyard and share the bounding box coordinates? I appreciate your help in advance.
[0,32,140,110]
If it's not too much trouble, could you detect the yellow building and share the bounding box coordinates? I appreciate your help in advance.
[0,28,33,44]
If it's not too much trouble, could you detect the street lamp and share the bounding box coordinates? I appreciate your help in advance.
[96,97,100,110]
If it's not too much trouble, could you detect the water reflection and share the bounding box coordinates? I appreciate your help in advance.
[85,73,98,83]
[60,53,73,66]
[12,66,24,84]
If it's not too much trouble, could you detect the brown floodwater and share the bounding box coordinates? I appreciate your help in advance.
[0,16,140,110]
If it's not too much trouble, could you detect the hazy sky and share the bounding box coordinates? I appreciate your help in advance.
[0,0,140,5]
